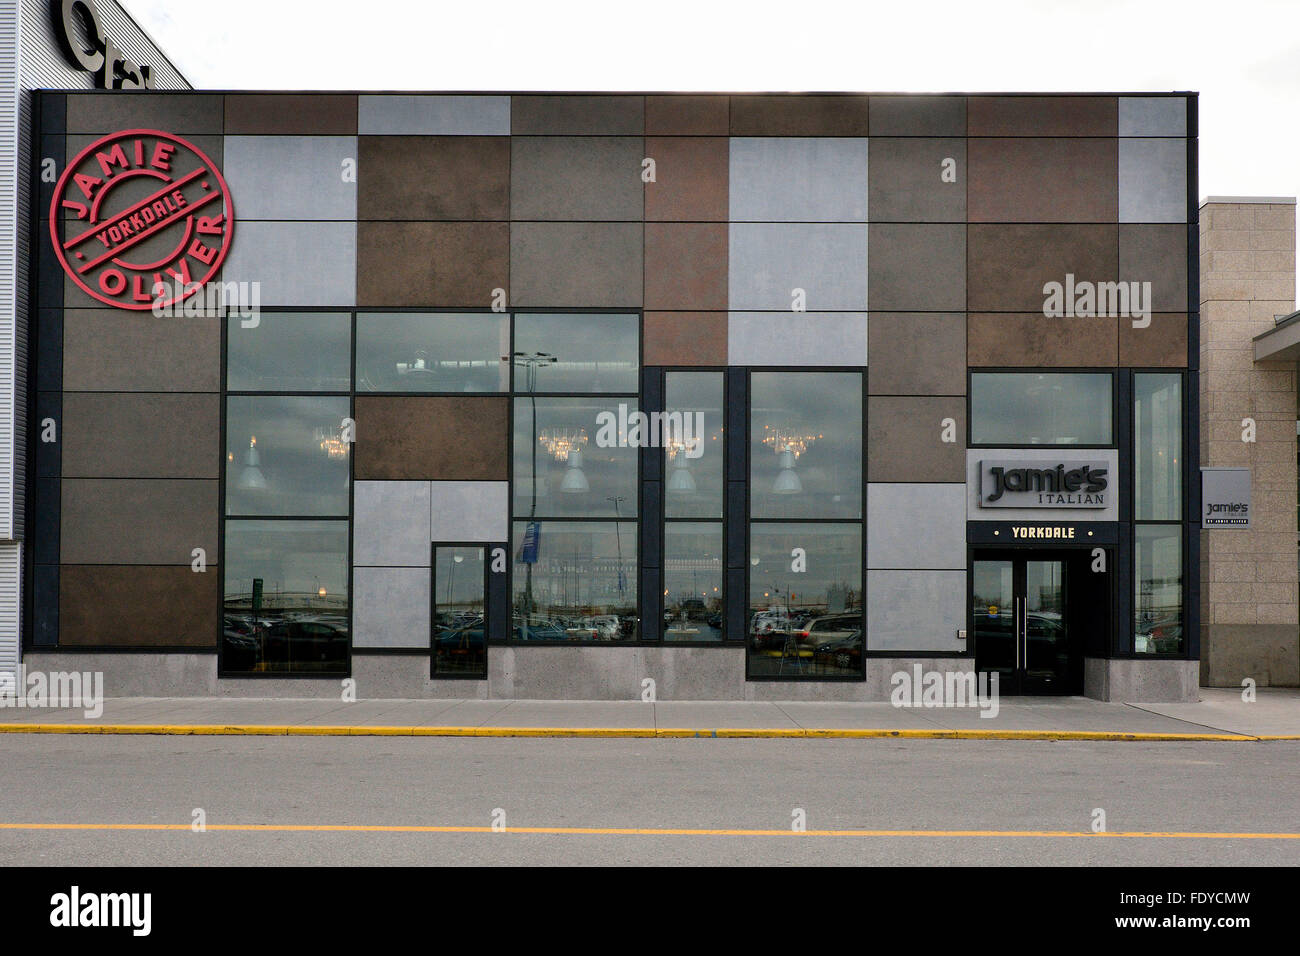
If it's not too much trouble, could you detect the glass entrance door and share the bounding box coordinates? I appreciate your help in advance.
[973,553,1076,695]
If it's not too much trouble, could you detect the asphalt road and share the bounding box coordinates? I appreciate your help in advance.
[0,735,1297,866]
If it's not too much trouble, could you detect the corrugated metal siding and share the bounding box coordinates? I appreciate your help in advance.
[0,0,190,676]
[0,542,18,690]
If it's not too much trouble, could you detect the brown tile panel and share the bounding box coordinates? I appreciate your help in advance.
[644,223,727,311]
[967,313,1119,366]
[643,312,727,366]
[359,137,509,220]
[867,397,966,483]
[967,224,1118,312]
[645,95,730,135]
[512,95,644,134]
[63,310,221,392]
[61,479,218,565]
[867,223,966,312]
[867,314,966,395]
[354,396,508,480]
[62,393,220,478]
[1120,313,1189,367]
[867,138,966,222]
[968,138,1117,222]
[868,96,966,136]
[65,93,224,134]
[510,137,644,221]
[59,565,218,647]
[644,137,729,221]
[967,96,1117,136]
[225,94,358,134]
[729,95,869,136]
[510,222,643,308]
[1119,224,1189,313]
[357,222,508,308]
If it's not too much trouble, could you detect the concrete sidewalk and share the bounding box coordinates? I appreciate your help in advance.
[0,687,1298,740]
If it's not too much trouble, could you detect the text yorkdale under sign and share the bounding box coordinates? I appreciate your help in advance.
[977,460,1109,509]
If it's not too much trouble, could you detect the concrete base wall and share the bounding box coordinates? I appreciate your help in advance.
[1084,657,1200,702]
[22,649,969,701]
[1200,624,1300,687]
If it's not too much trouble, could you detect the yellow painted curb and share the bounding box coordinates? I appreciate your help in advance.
[0,722,1280,741]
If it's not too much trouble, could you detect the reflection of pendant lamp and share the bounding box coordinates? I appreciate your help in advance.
[560,449,590,494]
[667,453,696,493]
[238,436,267,491]
[772,448,802,494]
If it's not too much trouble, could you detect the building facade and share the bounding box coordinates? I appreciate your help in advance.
[21,90,1202,700]
[1200,196,1299,687]
[0,0,187,690]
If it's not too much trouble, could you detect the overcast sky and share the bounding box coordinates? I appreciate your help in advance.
[124,0,1300,266]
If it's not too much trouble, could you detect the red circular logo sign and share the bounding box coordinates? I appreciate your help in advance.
[50,128,234,311]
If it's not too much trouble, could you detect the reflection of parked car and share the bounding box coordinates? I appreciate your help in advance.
[1136,615,1182,654]
[222,625,260,670]
[263,619,348,667]
[434,624,486,672]
[515,620,569,641]
[812,628,864,672]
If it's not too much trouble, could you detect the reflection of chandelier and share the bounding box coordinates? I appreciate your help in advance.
[762,425,822,459]
[315,426,349,460]
[539,428,588,461]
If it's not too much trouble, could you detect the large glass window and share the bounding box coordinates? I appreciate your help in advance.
[356,312,509,393]
[750,372,862,520]
[512,313,639,393]
[1135,373,1182,521]
[222,520,349,674]
[970,372,1113,446]
[511,521,638,641]
[1134,525,1182,656]
[432,546,487,678]
[747,523,863,678]
[224,314,353,676]
[512,398,638,518]
[226,312,352,392]
[225,396,351,517]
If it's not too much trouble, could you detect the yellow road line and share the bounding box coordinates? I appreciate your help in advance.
[0,723,1286,741]
[0,822,1297,838]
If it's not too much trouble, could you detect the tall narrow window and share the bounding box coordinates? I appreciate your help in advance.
[432,546,487,678]
[663,372,725,641]
[1133,372,1184,656]
[748,372,864,678]
[222,312,352,675]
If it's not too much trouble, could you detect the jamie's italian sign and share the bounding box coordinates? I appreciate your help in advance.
[50,129,234,311]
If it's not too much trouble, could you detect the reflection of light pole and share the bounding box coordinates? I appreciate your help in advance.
[447,553,464,609]
[505,351,557,622]
[607,495,626,598]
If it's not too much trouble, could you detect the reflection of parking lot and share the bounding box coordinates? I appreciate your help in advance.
[748,611,864,677]
[222,612,349,673]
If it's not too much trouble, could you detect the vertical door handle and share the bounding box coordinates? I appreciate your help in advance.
[1014,597,1022,670]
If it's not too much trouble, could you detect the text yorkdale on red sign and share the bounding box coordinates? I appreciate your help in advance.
[50,129,235,311]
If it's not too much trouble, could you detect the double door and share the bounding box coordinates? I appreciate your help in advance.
[972,552,1080,695]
